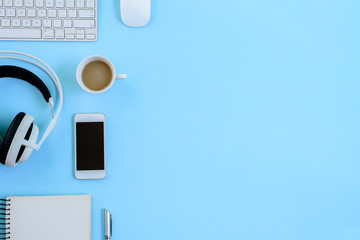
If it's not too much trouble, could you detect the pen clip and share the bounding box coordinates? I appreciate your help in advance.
[110,213,112,237]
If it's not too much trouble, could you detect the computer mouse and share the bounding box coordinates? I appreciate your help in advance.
[120,0,151,27]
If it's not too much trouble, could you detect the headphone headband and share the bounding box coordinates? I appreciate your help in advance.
[0,51,63,149]
[0,65,52,103]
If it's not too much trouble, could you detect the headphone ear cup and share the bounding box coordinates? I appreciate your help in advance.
[0,113,38,167]
[0,112,26,166]
[17,123,39,163]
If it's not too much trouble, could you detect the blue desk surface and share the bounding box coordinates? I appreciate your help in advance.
[1,1,360,239]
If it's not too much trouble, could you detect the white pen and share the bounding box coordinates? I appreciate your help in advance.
[105,209,112,240]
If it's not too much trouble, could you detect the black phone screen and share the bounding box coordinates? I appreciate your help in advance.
[76,122,105,170]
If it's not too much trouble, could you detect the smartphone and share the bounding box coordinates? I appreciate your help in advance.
[74,113,106,179]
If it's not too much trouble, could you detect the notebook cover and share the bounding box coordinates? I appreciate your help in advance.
[6,195,91,240]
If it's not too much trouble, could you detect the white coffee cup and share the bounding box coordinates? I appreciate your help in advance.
[76,55,127,93]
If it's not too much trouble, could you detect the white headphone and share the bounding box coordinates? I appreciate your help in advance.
[0,51,63,167]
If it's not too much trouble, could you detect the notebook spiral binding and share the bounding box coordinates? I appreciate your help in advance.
[0,199,10,240]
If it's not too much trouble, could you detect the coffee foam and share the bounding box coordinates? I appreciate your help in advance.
[82,61,113,91]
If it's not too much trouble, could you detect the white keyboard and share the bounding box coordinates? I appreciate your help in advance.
[0,0,97,41]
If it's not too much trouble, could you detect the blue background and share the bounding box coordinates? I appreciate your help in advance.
[1,0,360,239]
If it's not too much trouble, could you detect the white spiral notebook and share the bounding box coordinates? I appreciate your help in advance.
[0,195,91,240]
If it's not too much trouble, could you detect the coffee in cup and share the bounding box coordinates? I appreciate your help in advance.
[76,55,127,93]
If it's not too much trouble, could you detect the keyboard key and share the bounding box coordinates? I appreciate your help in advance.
[53,19,61,27]
[25,0,33,7]
[0,0,2,7]
[76,29,84,34]
[27,9,36,17]
[38,9,46,17]
[4,0,12,6]
[45,0,53,7]
[14,0,23,6]
[63,19,71,27]
[12,19,21,27]
[66,0,74,7]
[86,34,95,40]
[55,29,64,38]
[79,10,94,18]
[76,34,84,39]
[43,19,51,27]
[86,0,94,8]
[56,0,64,7]
[66,33,74,39]
[68,9,76,17]
[32,19,41,27]
[74,20,94,28]
[0,29,41,38]
[6,9,16,17]
[43,29,54,38]
[22,19,31,27]
[1,19,10,27]
[76,0,84,7]
[17,9,26,17]
[0,9,5,17]
[35,0,44,7]
[48,9,56,17]
[58,9,66,18]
